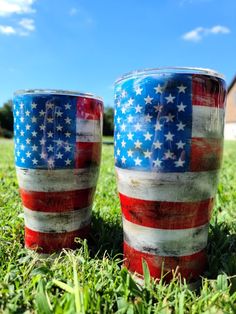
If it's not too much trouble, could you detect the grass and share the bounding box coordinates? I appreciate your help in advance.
[0,138,235,313]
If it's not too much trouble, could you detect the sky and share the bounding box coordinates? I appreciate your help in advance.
[0,0,235,107]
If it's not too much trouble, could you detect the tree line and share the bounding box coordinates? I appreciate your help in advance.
[0,100,114,138]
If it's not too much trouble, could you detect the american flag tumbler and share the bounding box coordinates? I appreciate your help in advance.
[13,90,103,253]
[114,68,226,284]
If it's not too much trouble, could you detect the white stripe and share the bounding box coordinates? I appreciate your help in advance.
[76,119,102,142]
[116,167,219,202]
[192,106,224,139]
[123,217,208,257]
[24,206,91,233]
[16,167,99,192]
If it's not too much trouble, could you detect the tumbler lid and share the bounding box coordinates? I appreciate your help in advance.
[115,66,225,84]
[13,89,103,102]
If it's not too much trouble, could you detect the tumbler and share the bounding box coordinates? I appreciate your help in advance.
[114,67,226,285]
[13,90,103,253]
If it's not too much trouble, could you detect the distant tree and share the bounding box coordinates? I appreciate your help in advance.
[103,106,114,136]
[0,100,14,138]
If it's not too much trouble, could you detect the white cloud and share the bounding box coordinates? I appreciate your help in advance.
[182,25,231,42]
[69,7,78,16]
[0,0,36,16]
[19,18,35,31]
[0,24,16,34]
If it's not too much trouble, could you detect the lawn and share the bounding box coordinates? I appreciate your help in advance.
[0,138,235,313]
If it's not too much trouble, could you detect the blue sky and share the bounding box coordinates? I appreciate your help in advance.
[0,0,235,107]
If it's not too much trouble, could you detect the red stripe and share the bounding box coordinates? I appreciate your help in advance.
[120,193,213,229]
[192,74,226,108]
[75,142,101,168]
[123,241,207,282]
[76,97,103,120]
[190,138,223,172]
[25,225,90,253]
[20,188,95,212]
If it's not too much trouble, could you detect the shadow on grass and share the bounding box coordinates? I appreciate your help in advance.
[205,222,236,279]
[88,214,123,259]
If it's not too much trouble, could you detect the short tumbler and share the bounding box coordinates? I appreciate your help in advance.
[13,90,103,253]
[114,67,226,285]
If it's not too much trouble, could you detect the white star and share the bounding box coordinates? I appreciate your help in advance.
[144,95,153,104]
[144,150,152,158]
[26,138,31,144]
[144,132,152,141]
[26,151,31,158]
[56,125,63,131]
[154,84,163,94]
[134,157,142,166]
[16,138,20,143]
[31,102,37,109]
[121,106,127,114]
[16,150,20,156]
[154,122,162,131]
[117,132,121,140]
[47,117,53,123]
[65,145,72,152]
[20,102,24,109]
[31,131,37,137]
[20,144,25,150]
[65,103,71,110]
[134,123,142,131]
[32,144,38,151]
[56,138,63,146]
[135,104,142,113]
[40,124,46,131]
[175,158,185,167]
[127,98,134,106]
[65,132,71,138]
[39,110,45,117]
[16,110,20,116]
[127,115,134,123]
[153,141,162,149]
[135,86,143,95]
[153,158,162,167]
[20,117,24,123]
[56,152,63,159]
[165,93,176,103]
[127,149,133,157]
[164,150,174,159]
[65,117,71,124]
[117,117,121,124]
[165,132,174,141]
[121,123,126,131]
[47,158,54,167]
[145,114,152,123]
[176,140,186,149]
[121,156,126,164]
[134,140,142,148]
[177,84,187,93]
[127,132,134,140]
[20,130,25,136]
[166,113,175,122]
[16,124,20,130]
[56,110,63,117]
[121,90,126,98]
[40,138,46,145]
[47,131,53,138]
[32,158,38,165]
[21,157,25,163]
[154,105,163,112]
[65,158,72,165]
[47,145,53,152]
[25,124,31,130]
[177,102,186,112]
[121,140,126,147]
[46,102,54,109]
[25,110,30,116]
[31,116,37,123]
[116,100,121,107]
[40,152,47,159]
[176,121,186,131]
[116,148,121,156]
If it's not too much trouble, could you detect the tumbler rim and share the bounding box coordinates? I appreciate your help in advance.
[115,66,225,84]
[13,89,103,102]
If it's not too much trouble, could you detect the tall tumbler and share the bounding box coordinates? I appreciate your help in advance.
[13,90,103,254]
[114,67,226,285]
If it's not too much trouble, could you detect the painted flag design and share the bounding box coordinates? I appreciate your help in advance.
[114,72,226,283]
[13,91,103,253]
